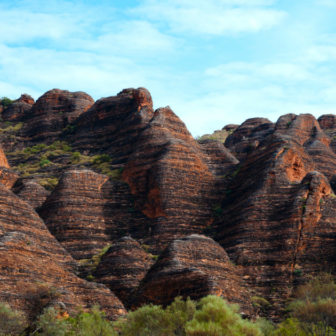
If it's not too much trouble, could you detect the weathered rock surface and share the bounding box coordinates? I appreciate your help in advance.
[2,94,35,122]
[130,235,253,315]
[123,107,225,252]
[13,180,51,212]
[94,236,153,307]
[224,118,274,162]
[40,169,151,260]
[0,181,126,320]
[213,129,336,319]
[73,88,154,162]
[20,89,94,143]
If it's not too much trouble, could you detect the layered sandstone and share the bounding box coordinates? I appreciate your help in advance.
[20,89,94,143]
[213,127,336,319]
[123,106,226,252]
[14,180,51,213]
[130,235,253,315]
[224,118,274,162]
[94,236,153,307]
[39,169,151,260]
[72,88,154,162]
[0,182,126,320]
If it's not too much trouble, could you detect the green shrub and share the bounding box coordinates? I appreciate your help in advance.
[39,178,59,191]
[1,97,13,108]
[0,301,27,336]
[49,145,57,150]
[33,307,71,336]
[40,159,51,167]
[93,154,111,165]
[185,296,261,336]
[86,275,95,282]
[68,305,116,336]
[251,296,271,309]
[62,145,72,152]
[71,151,81,163]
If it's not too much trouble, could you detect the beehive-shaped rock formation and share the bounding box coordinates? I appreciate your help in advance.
[73,88,154,162]
[130,235,253,315]
[94,236,153,307]
[123,107,226,252]
[2,94,35,122]
[0,180,126,320]
[20,89,94,143]
[40,169,151,260]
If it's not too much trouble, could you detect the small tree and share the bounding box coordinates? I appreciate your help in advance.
[33,307,71,336]
[69,305,117,336]
[0,301,27,336]
[185,295,261,336]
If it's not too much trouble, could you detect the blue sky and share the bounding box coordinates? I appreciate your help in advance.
[1,0,336,136]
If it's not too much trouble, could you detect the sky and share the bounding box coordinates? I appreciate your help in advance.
[1,0,336,136]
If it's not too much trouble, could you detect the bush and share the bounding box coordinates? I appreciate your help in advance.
[40,159,51,167]
[185,296,261,336]
[0,301,27,335]
[62,145,72,152]
[33,307,71,336]
[286,273,336,336]
[93,154,111,165]
[1,97,13,108]
[71,151,81,163]
[68,305,116,336]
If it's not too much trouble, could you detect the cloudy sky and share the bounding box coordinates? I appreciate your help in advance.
[1,0,336,136]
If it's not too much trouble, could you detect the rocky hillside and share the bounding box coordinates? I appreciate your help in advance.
[1,88,336,321]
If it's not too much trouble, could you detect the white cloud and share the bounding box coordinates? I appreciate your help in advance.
[132,0,286,35]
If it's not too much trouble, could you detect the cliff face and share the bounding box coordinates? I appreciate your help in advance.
[4,86,336,321]
[123,106,226,252]
[39,169,151,260]
[0,181,126,320]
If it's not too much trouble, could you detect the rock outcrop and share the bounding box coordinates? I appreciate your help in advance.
[93,237,153,307]
[14,180,51,212]
[20,89,94,143]
[72,88,154,162]
[123,106,226,252]
[39,169,151,260]
[224,118,274,162]
[130,235,253,315]
[2,94,35,122]
[0,181,126,320]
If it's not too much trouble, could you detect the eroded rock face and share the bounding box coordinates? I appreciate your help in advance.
[94,237,153,307]
[123,107,225,252]
[20,89,94,143]
[73,88,154,162]
[2,94,35,122]
[14,180,51,213]
[130,235,253,315]
[0,182,126,320]
[213,132,336,319]
[40,169,151,260]
[224,118,275,162]
[0,148,10,168]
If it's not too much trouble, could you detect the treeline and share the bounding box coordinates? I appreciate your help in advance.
[1,274,336,335]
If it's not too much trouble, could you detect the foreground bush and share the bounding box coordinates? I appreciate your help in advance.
[185,296,261,336]
[0,302,27,336]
